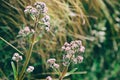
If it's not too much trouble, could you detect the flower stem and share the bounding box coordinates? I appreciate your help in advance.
[59,66,68,80]
[19,35,35,80]
[16,62,18,80]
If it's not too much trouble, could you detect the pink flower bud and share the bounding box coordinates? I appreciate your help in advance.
[46,76,52,80]
[79,46,85,52]
[77,56,83,63]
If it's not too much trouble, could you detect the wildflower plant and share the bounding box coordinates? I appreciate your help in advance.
[0,1,85,80]
[10,2,51,80]
[47,40,85,80]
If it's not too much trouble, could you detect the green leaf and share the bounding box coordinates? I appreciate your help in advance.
[64,68,78,77]
[11,61,17,80]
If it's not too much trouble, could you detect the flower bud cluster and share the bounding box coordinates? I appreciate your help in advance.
[41,15,50,31]
[24,2,47,16]
[34,2,48,14]
[18,26,35,37]
[24,2,50,31]
[26,66,34,73]
[12,53,23,62]
[62,40,85,66]
[47,58,59,69]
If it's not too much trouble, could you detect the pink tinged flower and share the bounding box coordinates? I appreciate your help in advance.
[24,9,29,14]
[40,2,46,9]
[76,40,82,45]
[26,6,33,9]
[68,50,75,54]
[64,42,70,47]
[42,15,50,22]
[24,6,33,14]
[24,26,30,33]
[65,46,71,51]
[13,53,19,57]
[77,56,83,63]
[18,30,24,35]
[31,29,35,33]
[62,46,65,50]
[71,43,78,49]
[79,46,85,52]
[65,53,72,59]
[26,66,34,73]
[34,2,46,8]
[44,22,50,27]
[12,53,23,62]
[46,76,52,80]
[45,27,50,31]
[42,7,48,14]
[30,8,38,15]
[53,63,59,68]
[47,58,56,65]
[72,58,77,64]
[34,2,47,14]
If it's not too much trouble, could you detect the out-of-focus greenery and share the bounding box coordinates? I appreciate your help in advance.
[0,0,120,80]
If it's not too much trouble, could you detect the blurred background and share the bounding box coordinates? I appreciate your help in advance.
[0,0,120,80]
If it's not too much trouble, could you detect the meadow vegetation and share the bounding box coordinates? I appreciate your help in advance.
[0,0,120,80]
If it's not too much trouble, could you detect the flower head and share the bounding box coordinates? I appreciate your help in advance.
[12,53,23,62]
[34,2,48,14]
[46,76,52,80]
[62,40,85,65]
[77,56,84,63]
[26,66,34,73]
[18,26,35,37]
[53,63,59,69]
[47,58,56,65]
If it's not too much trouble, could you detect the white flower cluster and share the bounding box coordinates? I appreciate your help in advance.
[26,66,34,73]
[12,53,23,62]
[62,40,85,66]
[47,58,59,69]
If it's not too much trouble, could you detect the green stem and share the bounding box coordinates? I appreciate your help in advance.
[19,15,38,80]
[16,62,18,80]
[59,54,74,80]
[18,39,35,80]
[59,66,68,80]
